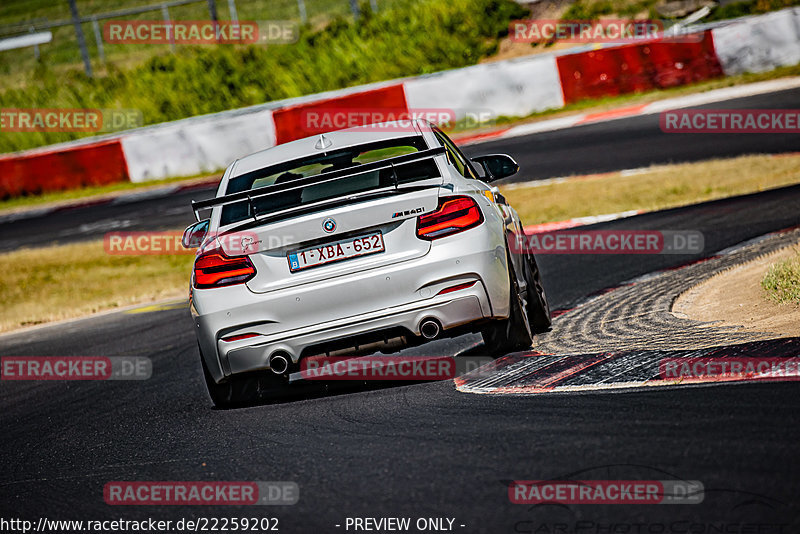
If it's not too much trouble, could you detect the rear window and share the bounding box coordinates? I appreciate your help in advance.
[221,137,437,226]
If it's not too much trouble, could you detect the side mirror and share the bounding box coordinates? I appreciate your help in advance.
[471,154,519,181]
[182,219,209,249]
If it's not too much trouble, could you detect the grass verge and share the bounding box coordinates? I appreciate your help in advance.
[0,241,193,333]
[500,153,800,224]
[761,248,800,304]
[2,152,799,334]
[675,242,800,336]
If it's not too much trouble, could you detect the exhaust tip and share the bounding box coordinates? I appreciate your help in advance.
[419,318,441,340]
[269,352,290,375]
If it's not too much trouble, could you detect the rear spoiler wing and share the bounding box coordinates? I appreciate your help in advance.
[191,146,446,222]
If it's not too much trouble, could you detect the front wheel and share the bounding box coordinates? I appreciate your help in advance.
[523,253,551,333]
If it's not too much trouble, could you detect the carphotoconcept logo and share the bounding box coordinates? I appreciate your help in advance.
[1,356,151,381]
[510,230,704,255]
[660,109,800,133]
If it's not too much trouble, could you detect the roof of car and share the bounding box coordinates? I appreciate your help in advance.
[230,119,431,177]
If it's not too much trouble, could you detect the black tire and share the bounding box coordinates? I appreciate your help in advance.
[522,252,552,333]
[481,254,534,354]
[199,345,287,408]
[200,353,258,408]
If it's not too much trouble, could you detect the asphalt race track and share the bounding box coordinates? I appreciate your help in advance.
[1,88,799,532]
[2,189,800,530]
[1,87,799,253]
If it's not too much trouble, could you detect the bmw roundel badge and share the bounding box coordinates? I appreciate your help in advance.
[322,217,337,233]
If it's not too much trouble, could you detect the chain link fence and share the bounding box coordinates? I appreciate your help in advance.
[0,0,396,78]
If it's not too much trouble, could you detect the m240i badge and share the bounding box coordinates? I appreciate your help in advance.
[392,207,424,218]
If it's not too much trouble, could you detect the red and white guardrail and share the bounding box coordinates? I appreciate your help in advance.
[1,8,798,198]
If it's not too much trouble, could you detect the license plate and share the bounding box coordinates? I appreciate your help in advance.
[288,232,385,272]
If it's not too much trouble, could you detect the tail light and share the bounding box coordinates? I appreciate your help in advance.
[416,196,483,240]
[193,247,255,289]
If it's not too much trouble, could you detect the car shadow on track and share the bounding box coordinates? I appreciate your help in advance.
[204,339,507,409]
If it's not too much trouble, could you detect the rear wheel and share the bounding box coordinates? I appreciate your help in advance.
[481,255,534,354]
[199,346,287,408]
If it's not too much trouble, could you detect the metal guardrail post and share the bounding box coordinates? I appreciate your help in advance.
[91,16,105,63]
[349,0,361,19]
[28,26,40,60]
[161,5,176,52]
[227,0,239,24]
[298,0,308,24]
[68,0,93,77]
[207,0,219,43]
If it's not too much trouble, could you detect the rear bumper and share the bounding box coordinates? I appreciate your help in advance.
[222,293,485,376]
[192,222,510,383]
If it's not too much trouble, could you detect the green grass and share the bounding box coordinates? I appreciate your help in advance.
[562,0,659,19]
[3,0,796,85]
[705,0,800,21]
[0,0,526,155]
[2,0,799,158]
[761,249,800,304]
[0,0,402,78]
